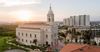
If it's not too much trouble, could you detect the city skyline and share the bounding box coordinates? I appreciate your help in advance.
[0,0,100,23]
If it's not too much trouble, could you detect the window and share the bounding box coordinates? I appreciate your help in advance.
[46,41,48,45]
[30,34,32,37]
[22,39,23,42]
[22,33,23,36]
[26,40,27,42]
[35,34,36,38]
[48,18,50,22]
[26,33,27,36]
[30,41,32,43]
[46,34,48,38]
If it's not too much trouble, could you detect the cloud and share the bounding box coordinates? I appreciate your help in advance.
[0,0,41,7]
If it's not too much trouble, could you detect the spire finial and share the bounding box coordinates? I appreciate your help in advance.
[50,3,51,10]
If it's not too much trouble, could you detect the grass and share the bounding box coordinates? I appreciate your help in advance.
[0,36,28,52]
[10,40,47,52]
[0,36,47,52]
[0,37,10,52]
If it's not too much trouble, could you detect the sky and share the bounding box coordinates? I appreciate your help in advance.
[0,0,100,23]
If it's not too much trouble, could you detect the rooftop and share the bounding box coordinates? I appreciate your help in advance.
[23,21,50,26]
[60,43,100,52]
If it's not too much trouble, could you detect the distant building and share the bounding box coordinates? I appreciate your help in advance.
[90,21,100,45]
[63,15,90,27]
[67,26,100,45]
[63,18,70,26]
[75,16,79,26]
[90,21,100,26]
[55,21,63,27]
[60,43,100,52]
[16,5,58,46]
[63,15,100,45]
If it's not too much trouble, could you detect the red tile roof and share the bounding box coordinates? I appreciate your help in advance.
[60,43,100,52]
[85,46,100,52]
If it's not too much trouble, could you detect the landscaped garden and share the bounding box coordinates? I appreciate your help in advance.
[0,37,11,52]
[0,24,28,52]
[10,40,48,52]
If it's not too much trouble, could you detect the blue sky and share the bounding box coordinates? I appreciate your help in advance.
[0,0,100,22]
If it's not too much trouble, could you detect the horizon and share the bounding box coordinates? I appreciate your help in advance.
[0,0,100,23]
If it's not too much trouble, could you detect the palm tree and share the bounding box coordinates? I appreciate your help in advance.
[58,32,66,38]
[58,26,69,44]
[58,26,68,38]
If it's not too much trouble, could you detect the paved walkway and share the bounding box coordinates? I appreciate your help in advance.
[7,39,31,50]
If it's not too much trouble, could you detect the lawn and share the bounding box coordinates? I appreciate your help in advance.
[0,36,46,52]
[0,36,28,52]
[0,37,10,52]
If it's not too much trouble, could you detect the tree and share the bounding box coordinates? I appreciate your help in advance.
[33,39,37,45]
[75,31,81,43]
[69,28,77,42]
[58,26,69,44]
[69,28,82,43]
[82,30,91,44]
[58,32,66,38]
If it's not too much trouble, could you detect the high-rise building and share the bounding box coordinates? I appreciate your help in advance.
[63,18,70,26]
[63,15,90,27]
[75,16,79,26]
[70,16,73,26]
[79,15,85,26]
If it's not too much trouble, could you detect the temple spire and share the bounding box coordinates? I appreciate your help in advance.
[47,4,54,24]
[50,4,51,10]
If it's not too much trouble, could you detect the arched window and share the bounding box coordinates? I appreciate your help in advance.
[30,40,32,43]
[46,41,48,45]
[22,33,23,36]
[48,18,50,22]
[30,34,32,37]
[22,39,23,42]
[35,34,36,38]
[26,40,27,42]
[26,33,27,37]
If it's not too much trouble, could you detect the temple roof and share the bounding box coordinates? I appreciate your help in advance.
[23,22,50,26]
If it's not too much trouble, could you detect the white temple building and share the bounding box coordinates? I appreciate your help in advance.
[16,6,58,46]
